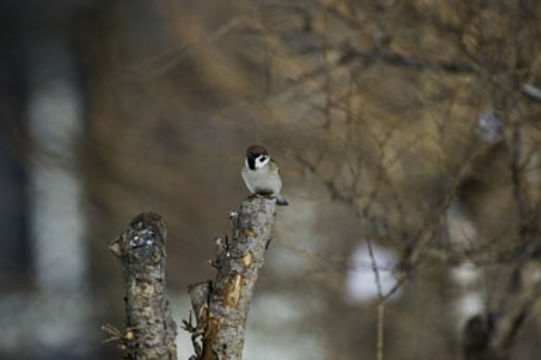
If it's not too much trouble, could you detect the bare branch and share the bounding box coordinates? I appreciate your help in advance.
[491,279,541,354]
[110,212,178,360]
[186,197,277,360]
[339,46,475,73]
[376,302,385,360]
[462,266,541,360]
[510,123,530,220]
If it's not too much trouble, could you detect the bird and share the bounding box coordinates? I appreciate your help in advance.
[241,145,288,206]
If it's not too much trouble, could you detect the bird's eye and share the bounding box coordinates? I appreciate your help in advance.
[258,156,267,162]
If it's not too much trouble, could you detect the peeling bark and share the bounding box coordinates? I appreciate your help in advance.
[110,212,178,360]
[186,197,277,360]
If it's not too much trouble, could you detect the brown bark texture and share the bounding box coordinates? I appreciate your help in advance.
[186,196,277,360]
[110,212,178,360]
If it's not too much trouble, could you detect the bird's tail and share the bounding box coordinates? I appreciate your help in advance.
[276,194,289,206]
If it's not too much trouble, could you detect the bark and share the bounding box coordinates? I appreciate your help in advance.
[110,212,178,360]
[186,196,277,360]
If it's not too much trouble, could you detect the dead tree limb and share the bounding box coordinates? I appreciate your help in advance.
[185,196,277,360]
[110,212,178,360]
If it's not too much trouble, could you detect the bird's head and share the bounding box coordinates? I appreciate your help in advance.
[245,145,270,171]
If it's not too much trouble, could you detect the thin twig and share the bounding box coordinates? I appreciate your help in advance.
[377,302,385,360]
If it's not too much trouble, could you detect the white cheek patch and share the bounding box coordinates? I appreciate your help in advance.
[255,156,269,170]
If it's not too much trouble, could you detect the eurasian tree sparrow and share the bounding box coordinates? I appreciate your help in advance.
[241,145,288,206]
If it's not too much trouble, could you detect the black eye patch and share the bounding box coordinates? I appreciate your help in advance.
[258,156,267,162]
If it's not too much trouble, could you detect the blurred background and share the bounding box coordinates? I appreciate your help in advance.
[1,0,541,359]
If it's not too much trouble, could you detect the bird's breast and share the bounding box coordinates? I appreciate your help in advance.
[241,167,281,195]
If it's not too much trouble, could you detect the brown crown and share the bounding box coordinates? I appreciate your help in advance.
[246,144,268,156]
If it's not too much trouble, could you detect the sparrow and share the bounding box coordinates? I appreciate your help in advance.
[241,145,288,206]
